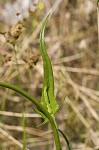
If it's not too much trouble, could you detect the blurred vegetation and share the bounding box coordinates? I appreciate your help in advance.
[0,0,98,150]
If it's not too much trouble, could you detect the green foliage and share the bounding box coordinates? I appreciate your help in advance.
[35,14,59,124]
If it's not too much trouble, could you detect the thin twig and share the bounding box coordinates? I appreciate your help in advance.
[0,111,41,118]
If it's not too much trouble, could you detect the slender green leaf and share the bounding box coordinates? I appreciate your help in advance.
[36,14,59,123]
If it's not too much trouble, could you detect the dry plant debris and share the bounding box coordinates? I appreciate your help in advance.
[0,0,98,149]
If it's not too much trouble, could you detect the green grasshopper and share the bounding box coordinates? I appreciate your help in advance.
[35,14,59,124]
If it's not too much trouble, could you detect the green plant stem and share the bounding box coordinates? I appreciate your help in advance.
[0,82,62,150]
[22,102,26,150]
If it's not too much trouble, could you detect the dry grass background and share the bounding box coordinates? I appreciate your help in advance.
[0,0,99,150]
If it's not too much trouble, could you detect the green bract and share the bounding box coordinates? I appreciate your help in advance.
[35,14,59,124]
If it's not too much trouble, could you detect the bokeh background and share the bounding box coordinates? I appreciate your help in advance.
[0,0,98,150]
